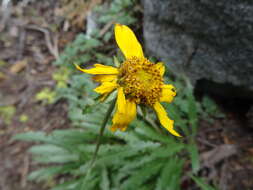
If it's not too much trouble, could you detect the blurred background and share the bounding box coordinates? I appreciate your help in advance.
[0,0,253,190]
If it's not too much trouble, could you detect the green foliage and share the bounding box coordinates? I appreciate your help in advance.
[14,120,186,190]
[35,88,56,104]
[201,96,225,121]
[54,33,103,69]
[191,175,218,190]
[13,0,221,189]
[0,105,16,125]
[52,67,70,88]
[19,114,29,123]
[94,0,137,25]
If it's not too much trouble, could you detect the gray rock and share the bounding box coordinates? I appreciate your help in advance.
[142,0,253,99]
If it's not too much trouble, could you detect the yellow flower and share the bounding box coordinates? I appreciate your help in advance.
[75,24,181,137]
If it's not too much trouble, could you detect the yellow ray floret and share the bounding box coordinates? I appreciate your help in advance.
[115,24,144,59]
[116,87,126,114]
[94,81,118,94]
[153,102,181,137]
[92,75,117,83]
[75,64,118,75]
[160,84,177,103]
[111,99,136,132]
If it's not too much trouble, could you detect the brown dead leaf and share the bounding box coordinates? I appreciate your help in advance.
[10,60,27,74]
[223,134,235,144]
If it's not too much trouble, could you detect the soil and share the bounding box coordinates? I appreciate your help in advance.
[0,1,252,190]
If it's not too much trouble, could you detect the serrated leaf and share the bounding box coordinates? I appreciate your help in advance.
[119,154,158,173]
[134,123,175,145]
[121,160,163,190]
[151,144,185,158]
[155,157,184,190]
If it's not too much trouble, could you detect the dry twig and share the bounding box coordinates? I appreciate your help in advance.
[25,25,59,59]
[20,155,29,188]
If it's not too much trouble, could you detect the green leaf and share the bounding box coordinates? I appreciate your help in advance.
[186,89,198,136]
[103,31,112,42]
[28,165,77,182]
[151,144,185,158]
[13,132,53,143]
[188,143,200,173]
[191,175,217,190]
[29,144,68,155]
[36,87,56,104]
[119,155,158,173]
[51,129,97,143]
[121,160,163,190]
[80,171,100,190]
[0,105,16,124]
[134,123,175,145]
[95,53,113,65]
[155,157,184,190]
[34,154,79,164]
[100,166,110,190]
[52,179,82,190]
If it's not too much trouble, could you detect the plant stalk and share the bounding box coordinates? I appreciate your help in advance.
[90,98,116,167]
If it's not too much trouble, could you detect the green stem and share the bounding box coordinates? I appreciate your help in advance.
[81,99,116,189]
[90,98,116,167]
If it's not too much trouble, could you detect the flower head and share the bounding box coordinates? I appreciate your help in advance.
[76,24,181,137]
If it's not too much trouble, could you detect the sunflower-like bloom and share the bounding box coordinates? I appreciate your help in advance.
[76,24,181,137]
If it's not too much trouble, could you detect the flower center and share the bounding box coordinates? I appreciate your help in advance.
[118,57,163,105]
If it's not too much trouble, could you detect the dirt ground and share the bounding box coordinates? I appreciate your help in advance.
[0,1,253,190]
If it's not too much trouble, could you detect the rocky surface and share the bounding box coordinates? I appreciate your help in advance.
[142,0,253,99]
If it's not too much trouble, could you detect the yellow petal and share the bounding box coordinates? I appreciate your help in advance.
[159,84,177,103]
[75,64,118,75]
[153,102,182,137]
[117,87,126,114]
[154,62,165,76]
[127,100,137,122]
[110,100,136,132]
[94,81,117,94]
[92,74,117,83]
[114,24,144,59]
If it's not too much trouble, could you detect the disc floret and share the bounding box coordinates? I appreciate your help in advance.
[118,56,163,105]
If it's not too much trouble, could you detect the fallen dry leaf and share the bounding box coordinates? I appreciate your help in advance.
[10,60,27,74]
[223,134,235,144]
